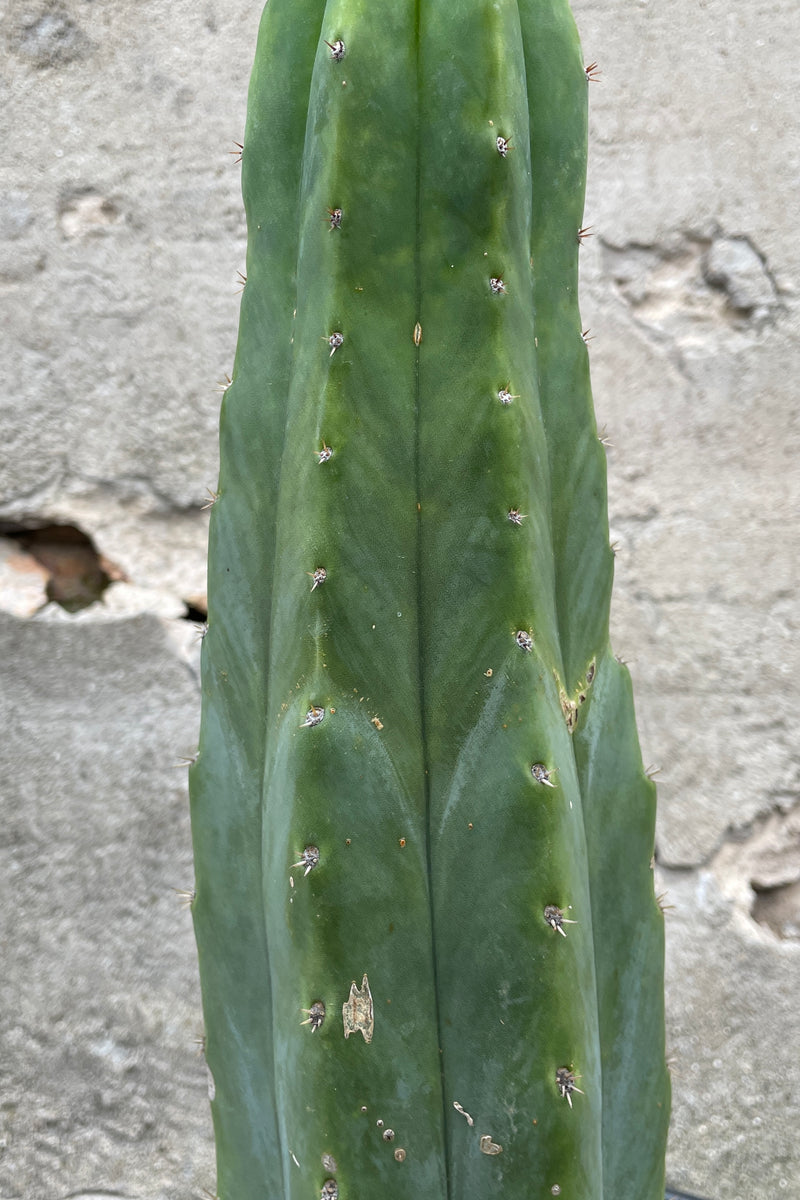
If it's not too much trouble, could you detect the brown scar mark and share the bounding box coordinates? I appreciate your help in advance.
[479,1134,503,1155]
[453,1100,474,1126]
[343,974,374,1043]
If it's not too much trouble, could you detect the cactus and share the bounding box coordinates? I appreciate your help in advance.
[189,1,670,1198]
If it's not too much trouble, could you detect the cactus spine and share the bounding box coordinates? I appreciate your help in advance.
[189,2,670,1198]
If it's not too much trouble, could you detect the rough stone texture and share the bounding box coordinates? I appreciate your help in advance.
[0,612,212,1200]
[0,0,797,1197]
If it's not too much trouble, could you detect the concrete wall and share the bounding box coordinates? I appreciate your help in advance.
[1,1,797,1197]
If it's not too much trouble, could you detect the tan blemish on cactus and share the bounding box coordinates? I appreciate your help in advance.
[324,38,345,61]
[398,837,406,848]
[515,630,533,652]
[316,441,333,463]
[300,705,325,728]
[325,332,344,356]
[301,1000,326,1031]
[370,715,384,730]
[544,905,576,936]
[531,763,556,788]
[394,1147,406,1162]
[559,690,578,733]
[321,1153,337,1173]
[308,567,327,591]
[484,668,493,677]
[342,974,374,1042]
[496,135,511,156]
[413,321,422,346]
[498,387,518,405]
[292,846,320,876]
[490,276,507,294]
[326,207,342,230]
[479,1134,503,1155]
[453,1101,474,1126]
[507,508,526,525]
[585,657,597,686]
[556,1067,584,1107]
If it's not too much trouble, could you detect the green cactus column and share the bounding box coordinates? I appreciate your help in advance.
[189,2,670,1198]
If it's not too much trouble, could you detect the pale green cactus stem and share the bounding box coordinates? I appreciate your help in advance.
[189,2,670,1197]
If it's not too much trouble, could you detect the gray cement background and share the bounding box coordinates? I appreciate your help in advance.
[1,1,797,1197]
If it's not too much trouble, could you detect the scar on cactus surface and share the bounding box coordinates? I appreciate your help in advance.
[188,2,670,1198]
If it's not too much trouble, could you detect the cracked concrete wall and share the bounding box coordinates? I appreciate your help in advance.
[1,1,797,1198]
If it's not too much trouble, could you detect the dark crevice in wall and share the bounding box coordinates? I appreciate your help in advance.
[0,520,121,612]
[181,600,208,623]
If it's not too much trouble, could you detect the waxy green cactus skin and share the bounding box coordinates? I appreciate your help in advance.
[189,2,670,1198]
